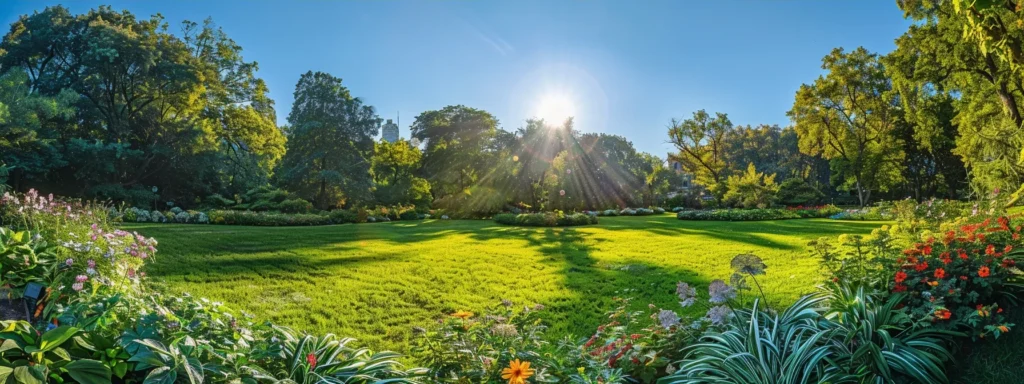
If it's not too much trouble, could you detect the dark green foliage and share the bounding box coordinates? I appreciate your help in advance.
[207,210,332,226]
[777,177,825,206]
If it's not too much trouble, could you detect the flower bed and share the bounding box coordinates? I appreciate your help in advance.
[677,205,841,221]
[0,190,422,383]
[493,211,598,227]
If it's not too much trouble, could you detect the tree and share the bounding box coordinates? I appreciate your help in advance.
[0,6,285,204]
[372,139,431,207]
[277,71,380,209]
[723,163,779,209]
[788,47,904,206]
[0,68,75,190]
[668,110,734,201]
[410,105,498,200]
[891,0,1021,195]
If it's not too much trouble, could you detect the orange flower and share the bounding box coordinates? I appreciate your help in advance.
[451,310,474,319]
[501,359,535,384]
[979,266,991,278]
[934,268,946,279]
[935,308,951,320]
[998,325,1010,333]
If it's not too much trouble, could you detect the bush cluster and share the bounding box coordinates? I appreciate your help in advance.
[493,211,598,227]
[676,205,841,221]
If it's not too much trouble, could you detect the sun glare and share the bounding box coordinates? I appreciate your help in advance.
[535,94,576,126]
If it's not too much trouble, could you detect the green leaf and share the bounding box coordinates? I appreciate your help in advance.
[113,362,128,378]
[143,366,176,384]
[0,366,12,382]
[39,326,78,352]
[64,360,111,384]
[12,366,42,384]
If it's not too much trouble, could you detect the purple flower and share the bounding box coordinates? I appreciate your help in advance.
[65,258,73,267]
[708,280,736,304]
[87,259,96,268]
[75,275,88,283]
[71,282,84,292]
[658,309,680,329]
[676,282,697,307]
[706,305,733,326]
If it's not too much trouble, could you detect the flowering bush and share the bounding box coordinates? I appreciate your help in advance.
[890,216,1022,338]
[0,189,419,383]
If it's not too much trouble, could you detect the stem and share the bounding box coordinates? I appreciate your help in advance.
[749,274,771,312]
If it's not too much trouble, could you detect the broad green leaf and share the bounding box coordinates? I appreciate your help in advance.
[64,360,111,384]
[39,326,78,352]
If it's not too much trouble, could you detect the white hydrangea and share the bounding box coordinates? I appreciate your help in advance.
[195,212,209,224]
[174,211,190,223]
[151,210,166,223]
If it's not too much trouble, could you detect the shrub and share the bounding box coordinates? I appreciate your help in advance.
[654,207,666,214]
[676,205,841,221]
[328,209,360,224]
[722,163,779,209]
[399,210,420,221]
[277,198,314,213]
[206,210,333,226]
[777,177,825,206]
[493,212,597,227]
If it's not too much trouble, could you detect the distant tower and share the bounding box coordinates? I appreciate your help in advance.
[382,119,399,143]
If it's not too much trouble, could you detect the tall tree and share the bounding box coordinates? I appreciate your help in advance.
[891,0,1022,195]
[0,6,285,203]
[410,105,498,200]
[788,47,904,206]
[277,71,380,209]
[668,110,734,201]
[372,139,431,207]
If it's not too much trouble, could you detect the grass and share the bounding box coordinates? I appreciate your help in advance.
[123,215,884,353]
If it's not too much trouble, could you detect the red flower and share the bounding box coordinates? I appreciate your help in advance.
[960,275,968,281]
[892,284,907,293]
[306,353,317,369]
[895,271,908,283]
[979,266,991,278]
[979,234,987,242]
[1002,258,1016,268]
[935,308,952,320]
[923,245,933,255]
[1014,233,1020,241]
[1005,245,1013,253]
[958,250,969,260]
[986,244,996,255]
[977,304,985,310]
[914,261,929,272]
[934,268,946,279]
[999,216,1010,229]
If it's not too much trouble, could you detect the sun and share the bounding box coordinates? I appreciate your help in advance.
[535,93,576,126]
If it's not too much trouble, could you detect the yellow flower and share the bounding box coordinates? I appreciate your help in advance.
[501,359,535,384]
[451,310,474,319]
[881,225,890,231]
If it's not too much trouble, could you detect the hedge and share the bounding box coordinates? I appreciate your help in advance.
[493,212,598,227]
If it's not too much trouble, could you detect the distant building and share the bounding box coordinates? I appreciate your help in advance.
[666,154,696,199]
[382,119,399,143]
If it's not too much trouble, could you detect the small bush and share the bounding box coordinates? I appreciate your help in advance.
[207,210,333,226]
[278,198,314,213]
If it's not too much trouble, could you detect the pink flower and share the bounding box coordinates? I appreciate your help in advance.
[75,275,88,283]
[65,259,73,267]
[87,259,96,268]
[71,282,84,292]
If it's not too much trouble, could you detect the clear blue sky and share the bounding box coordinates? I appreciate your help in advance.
[2,1,911,157]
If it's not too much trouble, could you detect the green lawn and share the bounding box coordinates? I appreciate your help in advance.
[124,215,884,353]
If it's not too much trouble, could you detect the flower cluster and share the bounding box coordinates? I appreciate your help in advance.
[892,216,1019,337]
